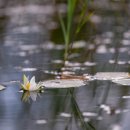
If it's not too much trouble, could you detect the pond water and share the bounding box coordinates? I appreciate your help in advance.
[0,0,130,130]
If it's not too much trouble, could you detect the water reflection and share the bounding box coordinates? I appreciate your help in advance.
[21,90,43,102]
[0,0,130,130]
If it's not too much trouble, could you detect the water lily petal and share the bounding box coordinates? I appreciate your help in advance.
[0,85,6,91]
[30,76,36,85]
[23,75,29,85]
[30,76,37,90]
[21,75,43,91]
[21,83,27,90]
[30,91,38,101]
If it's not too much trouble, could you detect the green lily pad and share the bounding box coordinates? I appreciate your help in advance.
[41,79,86,88]
[112,78,130,86]
[94,72,129,80]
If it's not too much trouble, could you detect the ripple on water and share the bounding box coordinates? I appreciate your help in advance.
[21,68,37,72]
[36,119,47,125]
[59,112,71,118]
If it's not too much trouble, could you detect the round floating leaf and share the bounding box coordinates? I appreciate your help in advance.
[41,79,86,88]
[94,72,129,80]
[112,78,130,86]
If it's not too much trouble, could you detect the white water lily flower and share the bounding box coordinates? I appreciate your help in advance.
[21,75,43,91]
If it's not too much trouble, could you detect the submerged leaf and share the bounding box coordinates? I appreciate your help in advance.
[112,78,130,86]
[94,72,129,80]
[41,79,86,88]
[0,85,6,91]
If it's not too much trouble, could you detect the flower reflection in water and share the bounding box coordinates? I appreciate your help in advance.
[21,90,44,102]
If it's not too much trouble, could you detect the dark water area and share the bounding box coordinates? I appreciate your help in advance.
[0,0,130,130]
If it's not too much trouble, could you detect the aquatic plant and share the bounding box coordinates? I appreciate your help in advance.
[21,75,43,91]
[69,88,95,130]
[57,0,92,60]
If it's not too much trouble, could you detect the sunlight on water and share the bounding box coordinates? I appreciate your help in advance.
[0,0,130,130]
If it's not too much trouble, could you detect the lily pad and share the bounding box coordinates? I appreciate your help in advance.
[112,78,130,86]
[94,72,129,80]
[0,85,6,91]
[41,79,86,88]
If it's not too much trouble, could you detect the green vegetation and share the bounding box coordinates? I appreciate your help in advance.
[58,0,93,60]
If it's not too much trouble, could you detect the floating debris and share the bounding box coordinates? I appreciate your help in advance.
[112,78,130,86]
[41,79,86,88]
[94,72,129,80]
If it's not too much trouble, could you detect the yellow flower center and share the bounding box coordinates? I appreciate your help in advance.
[26,82,30,90]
